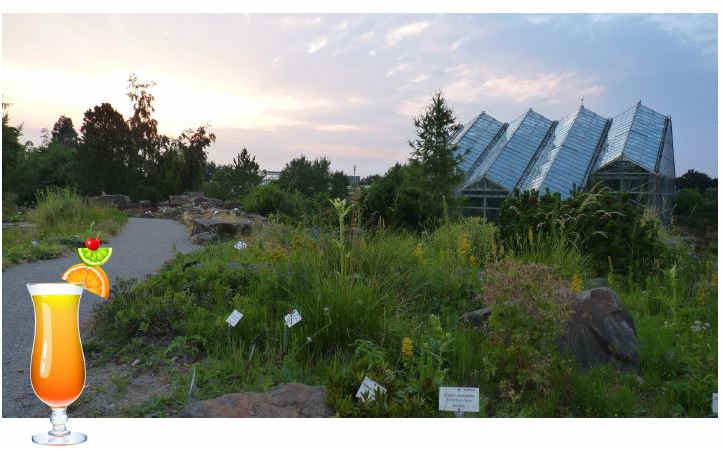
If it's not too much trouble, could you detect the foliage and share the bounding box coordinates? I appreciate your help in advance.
[50,115,78,148]
[674,188,717,234]
[201,148,262,200]
[675,169,716,192]
[477,260,573,413]
[2,187,126,267]
[360,92,463,231]
[278,156,334,197]
[499,185,668,278]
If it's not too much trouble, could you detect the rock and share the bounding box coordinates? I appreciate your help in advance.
[90,194,132,209]
[561,287,640,372]
[191,218,252,236]
[139,200,152,208]
[131,359,141,367]
[459,307,492,328]
[169,195,190,207]
[179,383,331,418]
[459,287,640,372]
[191,231,217,245]
[205,197,224,207]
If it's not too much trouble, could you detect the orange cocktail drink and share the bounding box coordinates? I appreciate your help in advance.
[30,288,85,407]
[28,282,87,445]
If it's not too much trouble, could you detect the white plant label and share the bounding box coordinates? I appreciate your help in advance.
[439,387,480,413]
[234,241,247,250]
[713,393,718,415]
[355,376,386,402]
[226,309,243,327]
[284,309,302,328]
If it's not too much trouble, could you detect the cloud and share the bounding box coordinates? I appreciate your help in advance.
[308,36,328,54]
[411,74,428,83]
[386,62,410,78]
[360,31,375,41]
[444,70,605,104]
[279,16,321,28]
[646,14,717,55]
[333,21,348,31]
[385,21,431,47]
[314,123,363,132]
[450,38,467,51]
[525,15,552,25]
[368,50,376,56]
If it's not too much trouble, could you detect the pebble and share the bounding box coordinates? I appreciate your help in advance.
[131,359,141,367]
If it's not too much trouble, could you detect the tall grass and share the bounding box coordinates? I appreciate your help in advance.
[88,215,716,417]
[2,187,127,266]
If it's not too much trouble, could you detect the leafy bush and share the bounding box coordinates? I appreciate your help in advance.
[477,259,573,414]
[500,185,667,277]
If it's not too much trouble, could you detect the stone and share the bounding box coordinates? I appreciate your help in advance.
[191,218,252,237]
[459,287,640,373]
[179,383,331,418]
[561,287,640,372]
[90,194,132,209]
[138,200,152,208]
[459,307,492,328]
[191,231,217,245]
[168,195,191,207]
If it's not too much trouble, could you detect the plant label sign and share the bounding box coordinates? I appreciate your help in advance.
[355,376,386,402]
[226,309,243,327]
[284,309,302,328]
[439,387,480,413]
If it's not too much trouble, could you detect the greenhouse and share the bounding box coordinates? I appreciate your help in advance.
[453,101,676,220]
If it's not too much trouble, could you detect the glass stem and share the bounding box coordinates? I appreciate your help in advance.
[49,407,70,436]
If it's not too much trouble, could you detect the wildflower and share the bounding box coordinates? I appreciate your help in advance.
[401,337,414,358]
[696,286,706,304]
[323,306,330,315]
[413,243,424,259]
[570,273,583,294]
[458,234,471,259]
[469,255,477,266]
[306,337,312,343]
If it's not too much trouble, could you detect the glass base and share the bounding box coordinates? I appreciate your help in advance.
[32,431,87,446]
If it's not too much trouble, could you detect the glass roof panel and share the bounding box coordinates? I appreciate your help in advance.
[452,113,504,173]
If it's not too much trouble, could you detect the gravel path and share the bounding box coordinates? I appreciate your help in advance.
[2,218,198,417]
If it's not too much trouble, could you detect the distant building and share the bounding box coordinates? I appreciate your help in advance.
[261,170,281,185]
[453,101,676,220]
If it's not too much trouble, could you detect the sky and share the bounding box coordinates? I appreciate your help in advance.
[2,13,718,177]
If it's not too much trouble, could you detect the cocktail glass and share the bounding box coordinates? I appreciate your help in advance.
[27,282,87,445]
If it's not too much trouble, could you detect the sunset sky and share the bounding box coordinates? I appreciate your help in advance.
[2,13,718,177]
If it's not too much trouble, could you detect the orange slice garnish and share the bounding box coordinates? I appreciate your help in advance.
[61,263,110,298]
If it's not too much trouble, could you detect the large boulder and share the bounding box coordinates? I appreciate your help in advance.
[191,217,252,236]
[459,287,640,372]
[562,287,640,372]
[90,194,132,209]
[191,231,217,245]
[168,194,191,207]
[179,383,331,418]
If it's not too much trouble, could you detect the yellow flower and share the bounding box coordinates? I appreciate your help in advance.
[570,273,583,294]
[469,255,477,266]
[458,234,471,259]
[413,243,424,259]
[696,286,706,304]
[401,337,414,358]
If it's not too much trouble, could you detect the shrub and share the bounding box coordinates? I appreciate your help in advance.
[500,185,667,277]
[477,259,573,413]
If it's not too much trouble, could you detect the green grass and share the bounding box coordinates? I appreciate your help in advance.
[2,187,127,267]
[88,217,717,417]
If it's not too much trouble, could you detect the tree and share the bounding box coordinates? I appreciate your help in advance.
[408,91,463,192]
[330,170,349,199]
[278,156,332,197]
[177,125,216,191]
[230,148,263,196]
[2,109,25,196]
[676,169,715,192]
[78,102,133,195]
[51,115,78,148]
